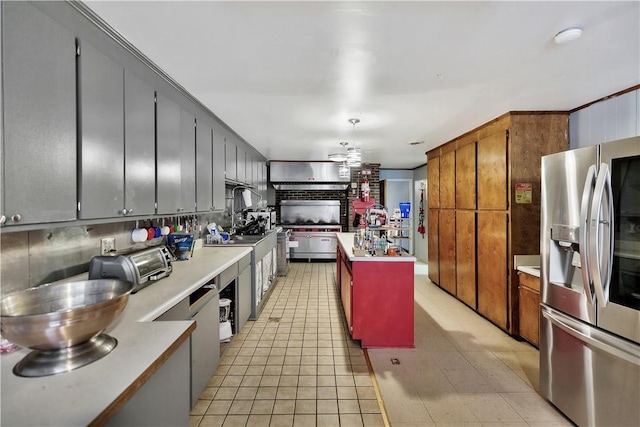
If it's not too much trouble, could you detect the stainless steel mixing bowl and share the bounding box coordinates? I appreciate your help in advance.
[0,279,133,350]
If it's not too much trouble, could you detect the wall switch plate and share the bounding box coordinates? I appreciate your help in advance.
[100,237,116,255]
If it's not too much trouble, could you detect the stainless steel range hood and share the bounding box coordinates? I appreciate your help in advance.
[270,161,349,190]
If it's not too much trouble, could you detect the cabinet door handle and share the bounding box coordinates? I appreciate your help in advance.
[0,215,5,225]
[11,214,22,223]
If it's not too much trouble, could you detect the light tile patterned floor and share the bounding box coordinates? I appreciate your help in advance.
[190,262,385,427]
[368,268,574,427]
[190,261,573,427]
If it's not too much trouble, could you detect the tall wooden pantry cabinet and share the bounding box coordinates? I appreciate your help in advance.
[426,112,568,336]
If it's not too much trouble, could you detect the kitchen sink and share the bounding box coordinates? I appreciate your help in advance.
[229,235,265,243]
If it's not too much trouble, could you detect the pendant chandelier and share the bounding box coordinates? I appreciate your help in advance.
[327,118,361,174]
[346,118,361,167]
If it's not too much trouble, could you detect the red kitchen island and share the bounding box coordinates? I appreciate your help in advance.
[336,233,415,348]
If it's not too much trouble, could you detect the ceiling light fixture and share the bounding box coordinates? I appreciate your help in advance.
[347,118,361,167]
[554,27,582,44]
[339,162,350,178]
[328,142,349,162]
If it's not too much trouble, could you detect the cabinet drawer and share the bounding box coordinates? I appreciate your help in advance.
[239,253,251,272]
[518,271,540,292]
[220,263,239,289]
[518,283,540,347]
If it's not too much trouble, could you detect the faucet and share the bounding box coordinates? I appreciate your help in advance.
[230,185,263,235]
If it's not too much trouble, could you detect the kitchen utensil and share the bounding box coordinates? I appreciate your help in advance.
[154,226,162,238]
[132,228,147,243]
[147,227,155,240]
[0,279,133,377]
[161,225,170,236]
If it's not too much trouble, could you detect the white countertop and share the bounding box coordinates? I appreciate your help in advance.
[336,232,416,262]
[1,242,252,427]
[517,266,541,277]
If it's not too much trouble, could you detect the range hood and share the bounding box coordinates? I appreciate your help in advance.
[270,161,349,190]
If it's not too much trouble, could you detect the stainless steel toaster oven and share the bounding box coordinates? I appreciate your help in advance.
[88,246,173,293]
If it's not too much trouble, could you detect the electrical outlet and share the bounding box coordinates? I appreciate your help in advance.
[100,237,116,255]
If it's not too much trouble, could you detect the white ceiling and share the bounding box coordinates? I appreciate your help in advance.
[85,1,640,169]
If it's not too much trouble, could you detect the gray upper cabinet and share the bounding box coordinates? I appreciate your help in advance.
[212,124,226,210]
[124,70,156,216]
[196,118,213,212]
[237,144,246,184]
[252,154,259,188]
[180,109,196,213]
[78,40,125,219]
[157,94,182,214]
[1,1,77,226]
[225,135,237,181]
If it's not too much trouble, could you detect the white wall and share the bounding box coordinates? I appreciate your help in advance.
[570,89,640,148]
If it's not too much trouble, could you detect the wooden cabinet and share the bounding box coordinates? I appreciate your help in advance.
[440,150,456,209]
[428,209,439,285]
[477,211,508,329]
[78,40,125,219]
[456,141,476,210]
[340,253,353,333]
[427,155,440,209]
[477,130,508,210]
[439,210,456,295]
[1,1,77,226]
[456,210,476,308]
[518,271,540,347]
[426,112,568,335]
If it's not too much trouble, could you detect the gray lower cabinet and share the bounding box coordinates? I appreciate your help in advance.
[155,290,220,408]
[106,339,190,427]
[212,125,226,210]
[78,40,125,219]
[237,255,252,331]
[123,70,156,217]
[1,1,77,226]
[190,293,219,407]
[157,94,182,214]
[196,118,213,212]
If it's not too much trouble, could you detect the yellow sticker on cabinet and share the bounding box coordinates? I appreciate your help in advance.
[515,183,532,204]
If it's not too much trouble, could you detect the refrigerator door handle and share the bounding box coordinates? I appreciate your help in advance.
[589,163,614,308]
[579,164,597,305]
[542,307,640,366]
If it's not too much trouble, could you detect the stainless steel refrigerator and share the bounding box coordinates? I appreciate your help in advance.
[540,136,640,427]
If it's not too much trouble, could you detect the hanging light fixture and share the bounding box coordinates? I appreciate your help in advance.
[347,118,361,167]
[328,141,349,162]
[339,161,350,178]
[328,142,348,162]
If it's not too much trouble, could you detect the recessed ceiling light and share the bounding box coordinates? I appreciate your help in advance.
[554,27,582,44]
[409,141,425,146]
